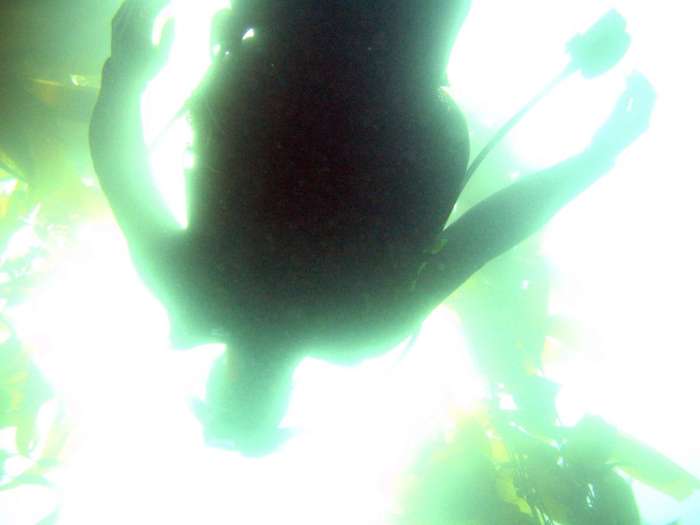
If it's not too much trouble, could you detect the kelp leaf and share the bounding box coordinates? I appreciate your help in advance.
[396,416,538,525]
[0,336,54,454]
[522,453,580,524]
[508,374,561,432]
[0,457,54,491]
[33,409,71,468]
[0,473,52,492]
[493,465,533,518]
[562,415,618,470]
[492,422,576,523]
[612,435,700,501]
[15,418,40,457]
[589,469,641,525]
[564,415,700,500]
[24,78,98,122]
[0,149,26,181]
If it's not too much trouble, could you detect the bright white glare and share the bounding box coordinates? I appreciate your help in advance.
[242,28,255,40]
[7,223,212,525]
[449,0,629,168]
[143,0,231,228]
[80,175,97,188]
[0,178,18,194]
[8,222,170,402]
[508,74,626,167]
[2,225,37,264]
[278,305,485,524]
[145,118,193,228]
[0,485,57,525]
[1,206,42,263]
[287,306,484,435]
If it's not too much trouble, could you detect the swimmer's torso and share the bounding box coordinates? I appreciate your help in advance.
[170,1,472,351]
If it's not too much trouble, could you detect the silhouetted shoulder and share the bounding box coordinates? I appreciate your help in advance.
[180,1,474,350]
[223,0,472,86]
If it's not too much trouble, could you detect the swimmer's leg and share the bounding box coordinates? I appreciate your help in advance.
[194,333,303,456]
[412,149,614,308]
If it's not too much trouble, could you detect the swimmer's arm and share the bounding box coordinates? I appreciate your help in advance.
[413,74,656,310]
[89,0,192,303]
[89,0,184,266]
[89,55,198,312]
[89,58,180,244]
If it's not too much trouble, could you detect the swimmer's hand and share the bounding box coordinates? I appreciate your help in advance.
[590,73,656,160]
[109,0,175,87]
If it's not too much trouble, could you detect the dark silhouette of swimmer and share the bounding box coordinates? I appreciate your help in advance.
[90,0,655,455]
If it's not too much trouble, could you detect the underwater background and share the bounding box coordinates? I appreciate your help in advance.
[0,0,699,523]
